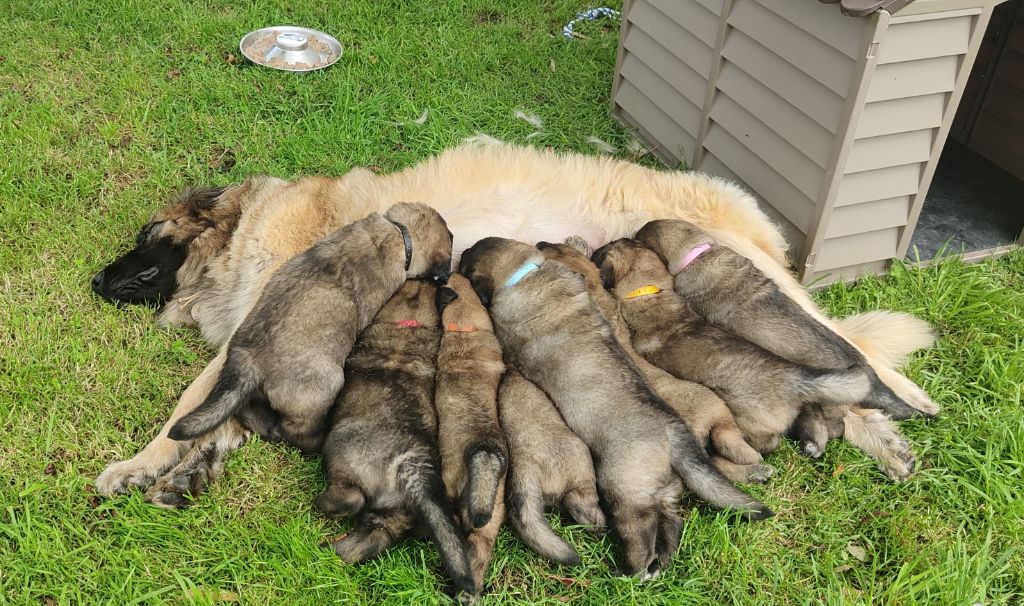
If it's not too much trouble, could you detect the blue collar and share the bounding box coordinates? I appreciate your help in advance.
[505,262,540,287]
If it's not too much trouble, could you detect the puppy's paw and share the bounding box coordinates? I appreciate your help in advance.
[744,464,775,484]
[801,441,825,459]
[143,462,211,509]
[877,439,916,482]
[94,459,159,496]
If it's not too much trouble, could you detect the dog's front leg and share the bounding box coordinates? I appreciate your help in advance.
[95,349,227,496]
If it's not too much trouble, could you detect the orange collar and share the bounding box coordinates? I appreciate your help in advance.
[445,322,478,333]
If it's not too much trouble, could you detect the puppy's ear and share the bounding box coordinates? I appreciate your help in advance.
[468,274,494,309]
[435,286,459,313]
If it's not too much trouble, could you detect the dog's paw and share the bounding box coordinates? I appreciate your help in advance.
[94,459,159,496]
[801,441,825,459]
[143,462,211,509]
[744,464,775,484]
[876,438,916,482]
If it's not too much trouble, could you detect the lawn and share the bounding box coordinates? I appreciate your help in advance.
[1,1,1022,604]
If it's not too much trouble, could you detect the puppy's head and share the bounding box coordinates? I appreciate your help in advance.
[435,272,493,331]
[591,238,674,298]
[536,239,602,291]
[385,202,453,283]
[458,237,543,308]
[92,185,237,305]
[634,219,714,274]
[374,279,440,328]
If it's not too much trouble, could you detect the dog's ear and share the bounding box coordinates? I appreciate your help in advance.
[435,286,459,313]
[468,274,494,308]
[599,262,616,290]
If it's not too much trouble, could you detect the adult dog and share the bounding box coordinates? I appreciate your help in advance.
[91,142,936,505]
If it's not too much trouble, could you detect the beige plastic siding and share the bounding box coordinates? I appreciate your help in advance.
[612,0,1002,283]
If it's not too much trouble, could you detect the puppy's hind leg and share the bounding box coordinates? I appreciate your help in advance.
[842,407,917,481]
[331,509,415,563]
[708,418,764,466]
[145,419,249,508]
[95,349,227,497]
[562,484,607,534]
[711,457,775,484]
[315,482,367,519]
[608,498,659,579]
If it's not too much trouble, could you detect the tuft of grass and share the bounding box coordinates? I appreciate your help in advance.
[1,1,1022,604]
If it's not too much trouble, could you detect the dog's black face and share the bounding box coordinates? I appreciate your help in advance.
[91,226,187,305]
[458,237,508,309]
[435,286,459,313]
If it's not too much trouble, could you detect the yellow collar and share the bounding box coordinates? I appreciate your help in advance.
[624,285,661,299]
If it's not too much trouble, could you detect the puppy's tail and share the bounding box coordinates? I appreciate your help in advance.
[399,457,477,597]
[796,365,871,406]
[168,348,260,441]
[507,482,582,566]
[464,441,507,529]
[668,424,773,520]
[835,310,936,370]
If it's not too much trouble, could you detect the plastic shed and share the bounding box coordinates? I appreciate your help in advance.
[611,0,1018,285]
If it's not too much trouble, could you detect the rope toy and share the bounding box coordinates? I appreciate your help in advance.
[562,7,621,40]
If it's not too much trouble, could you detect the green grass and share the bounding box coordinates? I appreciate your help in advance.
[1,1,1022,604]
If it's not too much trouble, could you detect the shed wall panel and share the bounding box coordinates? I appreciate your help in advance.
[729,0,855,96]
[628,1,714,78]
[721,29,845,133]
[620,55,703,135]
[716,62,835,164]
[648,0,720,47]
[865,55,959,102]
[855,93,947,138]
[877,14,973,64]
[703,124,816,231]
[806,260,891,286]
[815,228,901,271]
[824,196,912,238]
[751,0,868,59]
[623,28,708,107]
[615,79,697,164]
[709,93,825,198]
[835,163,922,206]
[845,129,936,173]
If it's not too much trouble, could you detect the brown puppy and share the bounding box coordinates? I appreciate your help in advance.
[434,273,507,592]
[635,219,934,437]
[594,239,908,460]
[536,239,770,484]
[498,370,606,565]
[167,203,453,457]
[461,237,770,579]
[316,280,475,598]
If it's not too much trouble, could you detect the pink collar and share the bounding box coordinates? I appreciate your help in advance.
[395,319,424,328]
[676,243,711,273]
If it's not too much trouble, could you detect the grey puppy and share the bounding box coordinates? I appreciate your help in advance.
[593,238,875,455]
[635,219,932,455]
[498,370,606,566]
[461,237,770,579]
[536,239,770,484]
[434,272,508,592]
[168,202,453,454]
[315,280,475,598]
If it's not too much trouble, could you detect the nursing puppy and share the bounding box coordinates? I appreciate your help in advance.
[635,219,934,426]
[434,273,507,590]
[536,239,770,484]
[499,370,606,565]
[594,239,887,454]
[461,237,770,579]
[168,202,453,455]
[316,280,474,597]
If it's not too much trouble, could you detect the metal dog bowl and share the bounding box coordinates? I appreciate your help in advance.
[239,26,342,72]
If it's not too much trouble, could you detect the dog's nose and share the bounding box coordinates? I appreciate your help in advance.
[432,263,452,284]
[91,270,105,292]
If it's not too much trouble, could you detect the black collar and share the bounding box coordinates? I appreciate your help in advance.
[390,220,413,271]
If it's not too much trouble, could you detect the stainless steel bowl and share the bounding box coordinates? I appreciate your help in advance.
[239,26,342,72]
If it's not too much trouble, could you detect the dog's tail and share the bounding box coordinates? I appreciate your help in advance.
[668,424,773,520]
[835,311,936,370]
[168,348,260,441]
[506,481,582,566]
[795,365,871,406]
[857,371,924,420]
[464,442,507,529]
[399,456,477,597]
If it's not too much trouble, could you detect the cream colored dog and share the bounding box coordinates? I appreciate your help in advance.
[92,142,936,504]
